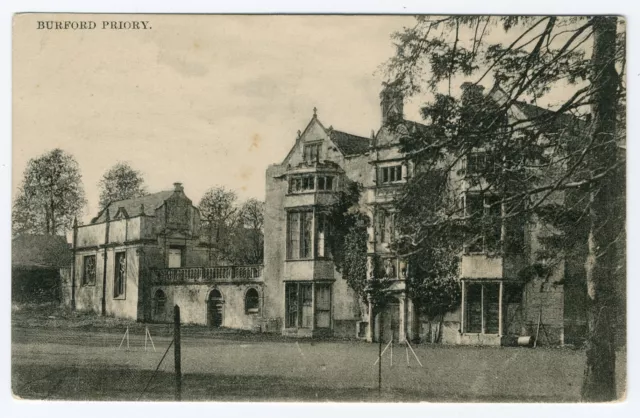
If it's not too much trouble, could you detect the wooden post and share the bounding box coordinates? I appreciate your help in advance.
[498,281,504,337]
[174,305,182,401]
[101,209,110,316]
[378,312,383,394]
[460,280,466,334]
[71,217,78,311]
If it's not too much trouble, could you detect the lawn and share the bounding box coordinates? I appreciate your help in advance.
[12,325,627,402]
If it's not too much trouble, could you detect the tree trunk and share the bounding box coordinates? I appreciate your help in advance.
[581,16,620,402]
[436,314,445,344]
[50,200,56,235]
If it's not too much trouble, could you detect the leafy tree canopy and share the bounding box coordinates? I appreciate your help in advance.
[98,162,147,209]
[13,148,86,236]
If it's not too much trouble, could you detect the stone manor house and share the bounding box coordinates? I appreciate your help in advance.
[61,83,596,346]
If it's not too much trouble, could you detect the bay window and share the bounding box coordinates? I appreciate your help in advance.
[285,282,332,330]
[464,282,500,334]
[287,210,332,260]
[289,174,335,193]
[464,193,501,253]
[462,193,525,254]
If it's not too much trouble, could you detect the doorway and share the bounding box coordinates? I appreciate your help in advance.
[379,297,400,342]
[207,289,224,328]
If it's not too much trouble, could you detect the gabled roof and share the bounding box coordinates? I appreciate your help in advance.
[329,130,371,156]
[282,112,372,163]
[488,83,585,129]
[12,234,72,269]
[373,117,432,148]
[92,190,176,223]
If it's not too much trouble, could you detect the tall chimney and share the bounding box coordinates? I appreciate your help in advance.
[173,182,184,192]
[380,81,404,125]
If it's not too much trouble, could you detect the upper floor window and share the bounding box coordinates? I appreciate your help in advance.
[168,247,183,268]
[82,255,96,286]
[316,213,331,258]
[462,193,524,254]
[465,152,496,177]
[378,165,403,185]
[376,209,395,244]
[287,211,313,259]
[316,176,334,191]
[289,174,335,194]
[287,211,332,260]
[304,143,322,164]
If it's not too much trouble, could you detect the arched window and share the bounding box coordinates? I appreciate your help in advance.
[154,289,166,316]
[245,288,260,314]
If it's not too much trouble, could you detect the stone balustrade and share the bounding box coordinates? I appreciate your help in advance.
[149,265,263,284]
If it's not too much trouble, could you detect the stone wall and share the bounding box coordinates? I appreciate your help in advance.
[147,283,263,330]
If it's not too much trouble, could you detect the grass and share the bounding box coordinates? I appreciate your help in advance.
[11,303,628,402]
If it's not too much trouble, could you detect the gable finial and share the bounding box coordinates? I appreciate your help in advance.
[313,106,317,117]
[140,203,145,215]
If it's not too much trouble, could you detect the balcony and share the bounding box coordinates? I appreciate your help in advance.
[460,254,525,280]
[150,265,263,285]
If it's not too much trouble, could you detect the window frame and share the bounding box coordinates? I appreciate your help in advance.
[154,289,166,317]
[303,142,322,164]
[378,164,404,185]
[244,288,260,314]
[82,254,96,286]
[168,246,184,268]
[288,174,335,194]
[376,209,396,244]
[463,193,502,254]
[287,210,314,260]
[465,152,496,178]
[113,251,127,299]
[464,282,500,335]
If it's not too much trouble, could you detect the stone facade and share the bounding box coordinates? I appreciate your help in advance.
[262,84,580,346]
[63,183,264,328]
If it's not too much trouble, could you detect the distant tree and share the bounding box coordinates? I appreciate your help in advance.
[198,186,239,264]
[98,162,147,209]
[12,148,86,236]
[236,198,265,264]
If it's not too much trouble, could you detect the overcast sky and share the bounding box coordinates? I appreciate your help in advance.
[13,15,593,223]
[13,15,429,222]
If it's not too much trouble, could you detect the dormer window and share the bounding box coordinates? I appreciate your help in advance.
[304,143,322,164]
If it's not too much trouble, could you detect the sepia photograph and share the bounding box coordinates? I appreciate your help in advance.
[11,12,626,403]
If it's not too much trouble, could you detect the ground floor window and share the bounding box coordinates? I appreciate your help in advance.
[245,288,260,314]
[315,283,331,329]
[113,251,126,298]
[82,254,96,286]
[154,289,166,316]
[464,281,524,335]
[464,282,500,334]
[208,289,224,328]
[285,282,332,329]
